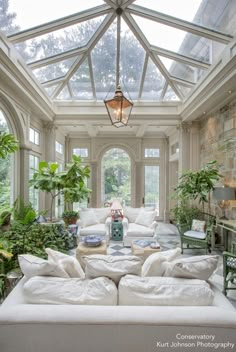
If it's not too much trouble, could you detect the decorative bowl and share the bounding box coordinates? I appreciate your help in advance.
[83,235,102,247]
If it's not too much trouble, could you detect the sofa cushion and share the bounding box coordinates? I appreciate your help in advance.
[46,248,85,279]
[135,210,156,228]
[23,276,117,305]
[127,223,155,237]
[80,209,99,227]
[184,230,207,240]
[118,275,214,306]
[142,248,181,277]
[18,254,69,279]
[163,255,219,280]
[83,255,143,284]
[93,208,110,223]
[80,223,107,236]
[123,207,141,223]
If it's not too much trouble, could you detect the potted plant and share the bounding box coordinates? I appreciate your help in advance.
[62,210,79,226]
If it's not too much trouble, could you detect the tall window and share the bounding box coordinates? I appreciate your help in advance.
[144,165,160,215]
[0,110,13,209]
[73,148,88,158]
[29,127,40,145]
[29,154,39,211]
[55,141,63,154]
[101,148,131,206]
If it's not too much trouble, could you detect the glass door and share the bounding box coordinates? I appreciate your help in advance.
[144,165,160,215]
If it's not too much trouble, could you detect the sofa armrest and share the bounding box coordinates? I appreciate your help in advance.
[122,217,129,236]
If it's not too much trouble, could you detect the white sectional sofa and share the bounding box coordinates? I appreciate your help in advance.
[0,276,236,352]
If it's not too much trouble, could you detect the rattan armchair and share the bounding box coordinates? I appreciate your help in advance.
[177,213,215,254]
[223,241,236,296]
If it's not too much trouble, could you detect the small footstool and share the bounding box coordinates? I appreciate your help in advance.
[76,241,107,269]
[131,240,161,259]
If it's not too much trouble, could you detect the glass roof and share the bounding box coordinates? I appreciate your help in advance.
[0,0,234,103]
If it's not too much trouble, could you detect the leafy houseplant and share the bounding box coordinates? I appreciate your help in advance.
[62,210,78,226]
[29,155,91,221]
[0,132,19,159]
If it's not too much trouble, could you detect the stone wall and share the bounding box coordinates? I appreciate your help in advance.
[200,97,236,220]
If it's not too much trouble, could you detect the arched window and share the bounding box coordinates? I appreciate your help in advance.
[0,110,13,209]
[101,148,131,206]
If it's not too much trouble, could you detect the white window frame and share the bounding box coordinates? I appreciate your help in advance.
[29,127,40,145]
[55,141,63,154]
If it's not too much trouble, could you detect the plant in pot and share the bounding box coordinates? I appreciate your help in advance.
[62,210,79,226]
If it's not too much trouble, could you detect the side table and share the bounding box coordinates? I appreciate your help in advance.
[76,241,107,269]
[111,221,123,241]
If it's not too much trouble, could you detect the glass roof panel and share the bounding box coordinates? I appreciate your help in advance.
[120,19,145,100]
[14,16,105,63]
[57,85,71,100]
[44,84,59,97]
[176,84,192,98]
[135,0,233,35]
[91,20,117,101]
[159,57,206,84]
[32,58,77,83]
[68,59,93,100]
[4,0,104,35]
[132,14,215,64]
[163,86,180,101]
[141,58,166,100]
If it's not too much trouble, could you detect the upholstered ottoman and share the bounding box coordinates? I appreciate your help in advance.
[76,241,107,268]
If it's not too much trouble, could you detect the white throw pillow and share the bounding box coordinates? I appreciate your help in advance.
[93,208,110,223]
[46,248,85,279]
[18,254,69,279]
[163,255,219,280]
[142,248,181,277]
[23,276,117,305]
[83,255,143,284]
[80,209,99,227]
[119,275,214,306]
[135,210,156,228]
[123,207,141,223]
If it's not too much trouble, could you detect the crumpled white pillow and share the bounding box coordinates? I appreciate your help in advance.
[46,248,85,279]
[23,276,117,305]
[18,254,69,279]
[80,209,99,227]
[163,255,219,280]
[141,248,181,277]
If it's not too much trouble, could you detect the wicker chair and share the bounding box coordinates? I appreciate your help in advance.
[177,213,215,254]
[223,241,236,296]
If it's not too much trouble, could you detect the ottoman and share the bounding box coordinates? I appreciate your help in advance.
[76,241,107,269]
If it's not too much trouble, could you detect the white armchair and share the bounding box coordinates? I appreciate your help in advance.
[78,208,112,243]
[122,207,158,247]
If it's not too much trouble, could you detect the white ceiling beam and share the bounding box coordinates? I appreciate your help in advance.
[160,81,168,100]
[136,124,147,137]
[170,76,195,88]
[128,4,233,44]
[138,52,148,99]
[122,12,183,100]
[88,54,96,99]
[52,12,116,99]
[67,82,73,99]
[8,5,112,44]
[28,47,87,69]
[41,77,65,87]
[121,0,137,9]
[103,0,117,10]
[150,45,210,69]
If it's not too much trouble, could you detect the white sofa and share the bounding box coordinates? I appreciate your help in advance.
[78,208,112,243]
[0,277,236,352]
[122,207,158,246]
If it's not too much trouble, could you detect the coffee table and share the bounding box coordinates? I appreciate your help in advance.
[131,240,161,259]
[76,241,107,268]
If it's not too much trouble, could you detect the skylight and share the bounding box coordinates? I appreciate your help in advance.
[0,0,233,103]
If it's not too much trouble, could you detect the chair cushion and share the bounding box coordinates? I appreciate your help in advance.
[83,255,143,284]
[80,209,99,227]
[184,230,207,239]
[18,254,69,279]
[191,219,206,232]
[46,248,85,279]
[127,223,154,237]
[141,248,181,277]
[135,210,156,228]
[118,275,214,306]
[23,276,117,305]
[163,255,219,280]
[80,223,106,236]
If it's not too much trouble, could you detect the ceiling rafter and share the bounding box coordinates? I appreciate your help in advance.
[7,4,112,44]
[121,0,137,9]
[42,76,65,87]
[51,12,117,100]
[88,54,96,99]
[67,82,73,99]
[122,12,183,100]
[103,0,117,10]
[150,45,210,69]
[127,4,233,44]
[160,81,168,100]
[170,76,195,88]
[28,47,87,69]
[138,52,149,99]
